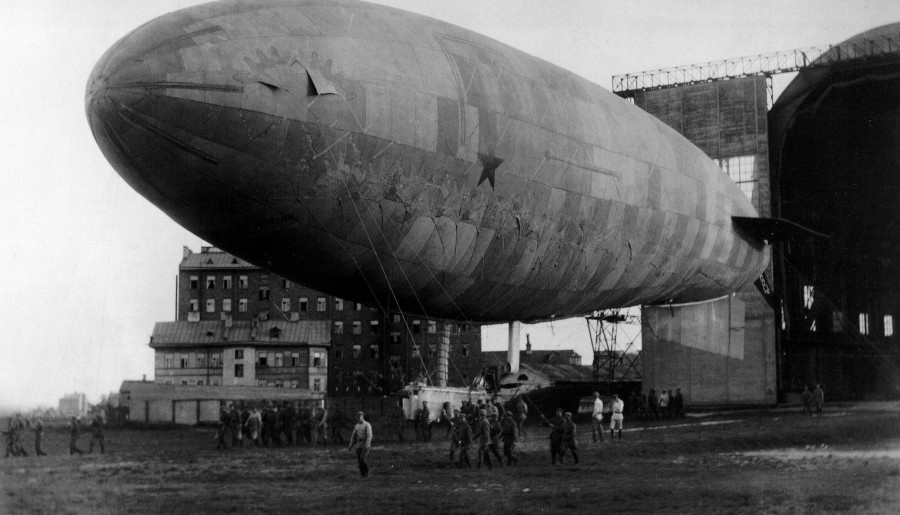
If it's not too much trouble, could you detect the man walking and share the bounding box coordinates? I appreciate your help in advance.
[88,412,105,454]
[348,411,373,478]
[450,411,472,468]
[562,412,579,464]
[473,409,493,470]
[32,416,47,456]
[591,392,604,443]
[542,408,565,465]
[500,411,519,466]
[610,394,625,439]
[69,416,84,455]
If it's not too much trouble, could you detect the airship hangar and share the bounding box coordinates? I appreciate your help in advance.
[622,23,900,404]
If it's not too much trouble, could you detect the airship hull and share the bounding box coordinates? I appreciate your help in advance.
[86,0,767,322]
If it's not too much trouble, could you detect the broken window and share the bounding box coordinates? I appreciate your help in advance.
[259,287,270,301]
[370,344,380,359]
[281,298,291,311]
[189,299,199,312]
[313,351,324,367]
[206,276,216,289]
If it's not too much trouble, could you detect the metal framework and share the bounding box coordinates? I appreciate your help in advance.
[612,33,900,95]
[585,310,641,388]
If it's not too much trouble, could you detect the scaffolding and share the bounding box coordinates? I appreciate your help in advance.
[585,310,641,389]
[612,32,900,96]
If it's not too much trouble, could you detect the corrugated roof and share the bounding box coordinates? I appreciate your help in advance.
[521,363,596,382]
[150,320,330,348]
[180,250,259,270]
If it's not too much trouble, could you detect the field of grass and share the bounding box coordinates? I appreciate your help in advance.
[3,404,900,514]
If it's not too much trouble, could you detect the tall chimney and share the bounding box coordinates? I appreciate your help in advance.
[436,323,450,387]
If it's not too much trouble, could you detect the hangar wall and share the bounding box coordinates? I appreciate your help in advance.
[632,76,777,405]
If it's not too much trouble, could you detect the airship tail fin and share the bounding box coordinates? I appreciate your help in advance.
[732,216,828,243]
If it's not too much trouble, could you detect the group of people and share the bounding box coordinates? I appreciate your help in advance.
[215,402,343,450]
[4,412,105,458]
[625,388,685,421]
[800,384,825,416]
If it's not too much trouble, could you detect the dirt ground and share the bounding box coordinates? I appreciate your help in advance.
[3,403,900,514]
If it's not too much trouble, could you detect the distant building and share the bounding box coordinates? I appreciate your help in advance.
[58,392,88,417]
[142,246,482,404]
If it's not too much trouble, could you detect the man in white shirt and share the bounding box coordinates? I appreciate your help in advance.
[610,394,625,439]
[348,411,373,478]
[591,392,604,443]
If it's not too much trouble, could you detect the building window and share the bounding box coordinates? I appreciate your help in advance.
[180,354,189,368]
[281,298,291,311]
[196,354,206,368]
[164,353,174,368]
[235,349,244,360]
[290,380,299,389]
[234,364,244,378]
[211,379,221,386]
[389,356,400,369]
[717,155,757,200]
[282,278,291,289]
[317,297,326,312]
[257,379,266,387]
[291,352,300,367]
[393,314,401,323]
[370,344,380,359]
[352,321,362,335]
[206,276,216,289]
[411,344,420,358]
[206,299,215,313]
[239,276,248,289]
[352,344,361,358]
[222,299,232,312]
[223,276,232,289]
[258,352,268,367]
[355,303,362,311]
[313,378,321,392]
[189,299,199,312]
[275,352,283,367]
[239,298,248,312]
[885,315,894,337]
[259,287,270,301]
[313,351,324,367]
[300,297,308,312]
[196,380,204,386]
[335,348,344,359]
[428,321,437,334]
[391,332,401,344]
[190,276,199,289]
[370,320,380,334]
[462,344,470,357]
[859,313,870,335]
[211,353,221,368]
[412,320,421,333]
[335,298,344,311]
[334,321,344,335]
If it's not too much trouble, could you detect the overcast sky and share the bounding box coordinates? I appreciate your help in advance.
[2,0,898,410]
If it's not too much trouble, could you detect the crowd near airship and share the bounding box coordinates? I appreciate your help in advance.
[86,0,770,323]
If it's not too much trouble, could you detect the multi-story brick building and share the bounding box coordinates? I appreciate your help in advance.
[153,246,482,396]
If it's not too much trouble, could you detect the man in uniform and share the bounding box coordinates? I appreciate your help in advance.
[32,416,47,456]
[813,384,825,415]
[562,412,579,464]
[281,403,295,445]
[591,392,604,443]
[473,409,493,470]
[415,401,431,442]
[610,394,625,439]
[314,405,328,446]
[541,408,565,465]
[331,410,347,444]
[347,411,373,478]
[450,410,472,468]
[10,414,28,457]
[515,397,528,440]
[245,407,262,446]
[228,404,243,447]
[499,411,519,467]
[69,416,84,455]
[88,412,105,454]
[487,413,504,467]
[215,407,229,450]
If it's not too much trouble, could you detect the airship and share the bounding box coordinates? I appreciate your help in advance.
[86,0,772,324]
